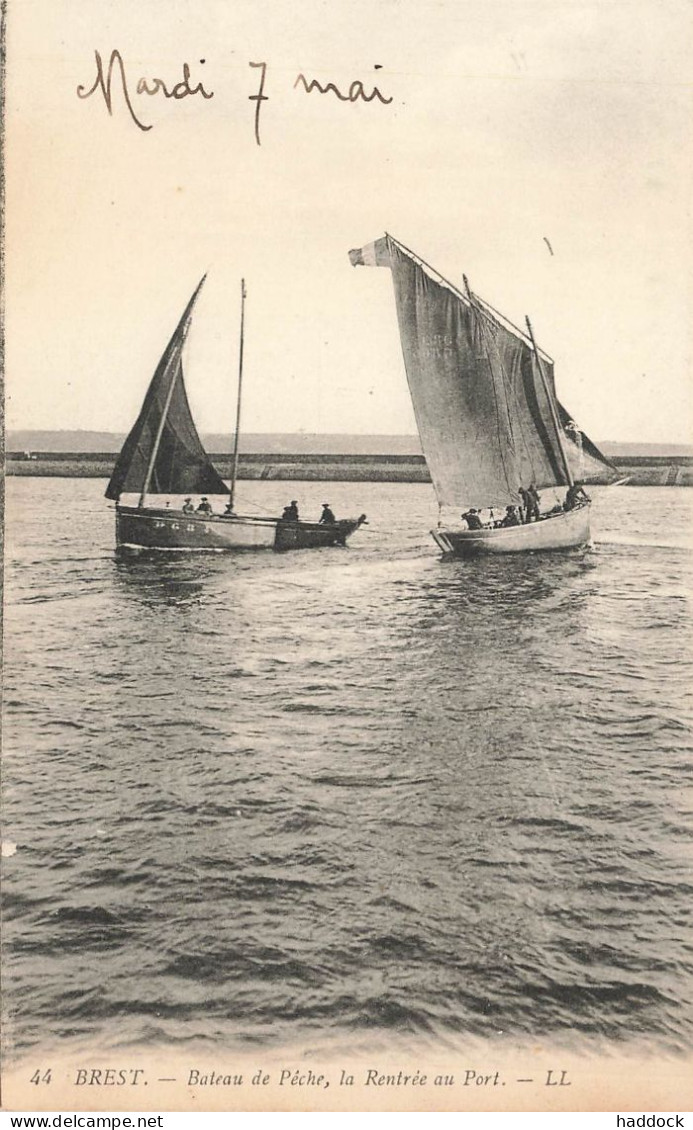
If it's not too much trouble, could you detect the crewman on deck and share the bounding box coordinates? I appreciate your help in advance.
[528,483,541,520]
[319,503,336,524]
[283,500,299,521]
[461,508,483,530]
[519,484,540,522]
[182,498,195,514]
[197,497,213,514]
[564,481,590,510]
[500,505,521,527]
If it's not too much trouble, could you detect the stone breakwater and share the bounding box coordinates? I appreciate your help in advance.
[6,451,693,485]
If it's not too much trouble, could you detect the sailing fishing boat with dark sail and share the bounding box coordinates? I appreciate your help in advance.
[349,234,618,556]
[106,277,366,552]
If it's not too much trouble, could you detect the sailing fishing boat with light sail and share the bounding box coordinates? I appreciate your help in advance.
[349,234,618,556]
[106,276,366,552]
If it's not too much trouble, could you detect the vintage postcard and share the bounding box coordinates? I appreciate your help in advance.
[2,0,691,1116]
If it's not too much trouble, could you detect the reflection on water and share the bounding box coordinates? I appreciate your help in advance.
[113,557,216,608]
[3,478,693,1057]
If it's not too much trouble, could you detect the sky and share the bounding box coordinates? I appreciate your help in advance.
[5,0,692,444]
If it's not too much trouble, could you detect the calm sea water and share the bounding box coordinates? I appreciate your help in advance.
[2,478,692,1058]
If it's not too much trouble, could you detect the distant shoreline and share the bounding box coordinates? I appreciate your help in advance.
[7,431,693,459]
[6,451,693,486]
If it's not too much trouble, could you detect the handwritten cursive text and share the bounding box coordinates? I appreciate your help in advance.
[77,49,213,132]
[293,72,392,104]
[76,51,393,143]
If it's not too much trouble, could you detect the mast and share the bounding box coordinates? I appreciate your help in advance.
[525,316,574,488]
[228,279,247,513]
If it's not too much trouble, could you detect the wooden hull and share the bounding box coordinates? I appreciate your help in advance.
[115,506,364,552]
[273,518,362,550]
[431,504,591,556]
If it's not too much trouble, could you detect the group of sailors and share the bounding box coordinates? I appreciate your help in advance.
[281,500,337,524]
[177,497,338,524]
[461,481,590,531]
[182,496,212,515]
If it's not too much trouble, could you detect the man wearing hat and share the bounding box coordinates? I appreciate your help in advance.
[319,502,336,524]
[518,484,540,523]
[564,481,590,511]
[461,507,483,530]
[196,497,213,514]
[182,497,195,514]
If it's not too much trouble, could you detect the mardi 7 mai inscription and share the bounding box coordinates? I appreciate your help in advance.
[77,50,393,142]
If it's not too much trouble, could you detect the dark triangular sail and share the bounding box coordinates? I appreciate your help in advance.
[349,234,618,506]
[557,401,620,485]
[105,278,229,501]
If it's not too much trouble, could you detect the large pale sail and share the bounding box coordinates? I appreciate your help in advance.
[105,278,229,501]
[349,235,617,506]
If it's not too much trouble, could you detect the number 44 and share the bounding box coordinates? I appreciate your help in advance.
[30,1069,52,1085]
